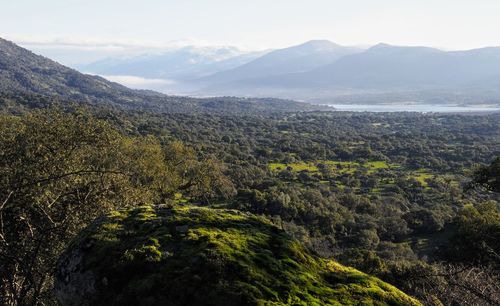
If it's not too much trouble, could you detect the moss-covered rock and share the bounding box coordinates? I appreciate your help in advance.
[55,205,421,306]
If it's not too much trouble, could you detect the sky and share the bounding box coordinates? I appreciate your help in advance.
[2,0,500,64]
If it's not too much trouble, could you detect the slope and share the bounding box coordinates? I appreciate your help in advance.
[199,40,360,85]
[55,205,421,306]
[0,37,326,113]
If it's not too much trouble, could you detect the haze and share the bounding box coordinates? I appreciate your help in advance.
[3,0,500,52]
[3,0,500,106]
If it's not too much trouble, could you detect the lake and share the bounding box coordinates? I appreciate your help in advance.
[327,104,500,113]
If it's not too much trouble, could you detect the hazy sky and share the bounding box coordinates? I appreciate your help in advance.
[2,0,500,63]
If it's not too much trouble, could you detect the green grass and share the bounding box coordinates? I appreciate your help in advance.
[365,161,390,174]
[60,205,421,306]
[321,160,359,166]
[268,160,459,195]
[371,188,383,193]
[270,160,391,175]
[174,192,189,203]
[269,162,319,172]
[411,170,434,187]
[322,161,359,174]
[366,161,390,169]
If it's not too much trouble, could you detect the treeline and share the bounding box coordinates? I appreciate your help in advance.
[0,108,233,305]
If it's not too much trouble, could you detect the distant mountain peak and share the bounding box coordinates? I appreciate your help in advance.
[370,42,393,49]
[299,40,341,49]
[198,40,360,83]
[0,37,324,113]
[77,45,266,80]
[284,40,345,54]
[367,43,443,55]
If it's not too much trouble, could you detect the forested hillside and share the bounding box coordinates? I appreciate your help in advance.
[0,38,326,113]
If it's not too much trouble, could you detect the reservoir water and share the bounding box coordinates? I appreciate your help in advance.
[327,104,500,113]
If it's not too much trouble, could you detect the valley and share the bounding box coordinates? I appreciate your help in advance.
[0,30,499,306]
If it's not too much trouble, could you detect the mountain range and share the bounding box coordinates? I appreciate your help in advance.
[196,43,500,104]
[0,37,325,113]
[197,40,361,84]
[9,35,500,106]
[77,46,266,80]
[78,40,500,105]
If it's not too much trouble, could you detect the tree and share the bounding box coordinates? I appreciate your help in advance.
[448,157,500,267]
[446,201,500,268]
[0,108,234,305]
[0,109,169,305]
[163,141,236,201]
[403,209,444,234]
[467,157,500,192]
[384,262,500,306]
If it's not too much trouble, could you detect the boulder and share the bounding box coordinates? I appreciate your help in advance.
[55,205,420,306]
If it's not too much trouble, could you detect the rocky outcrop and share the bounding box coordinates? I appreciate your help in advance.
[55,205,421,306]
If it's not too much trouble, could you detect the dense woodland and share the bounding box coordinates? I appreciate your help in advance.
[0,92,499,305]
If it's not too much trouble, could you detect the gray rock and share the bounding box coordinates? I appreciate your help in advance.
[175,224,189,233]
[54,246,97,306]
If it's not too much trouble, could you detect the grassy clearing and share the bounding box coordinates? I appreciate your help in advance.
[269,160,391,174]
[411,170,434,187]
[366,161,390,169]
[269,161,458,195]
[269,162,319,172]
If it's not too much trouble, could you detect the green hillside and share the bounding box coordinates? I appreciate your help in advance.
[55,205,420,306]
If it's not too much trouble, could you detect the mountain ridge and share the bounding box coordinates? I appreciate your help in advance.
[195,42,500,104]
[0,37,327,113]
[77,46,267,80]
[197,40,361,85]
